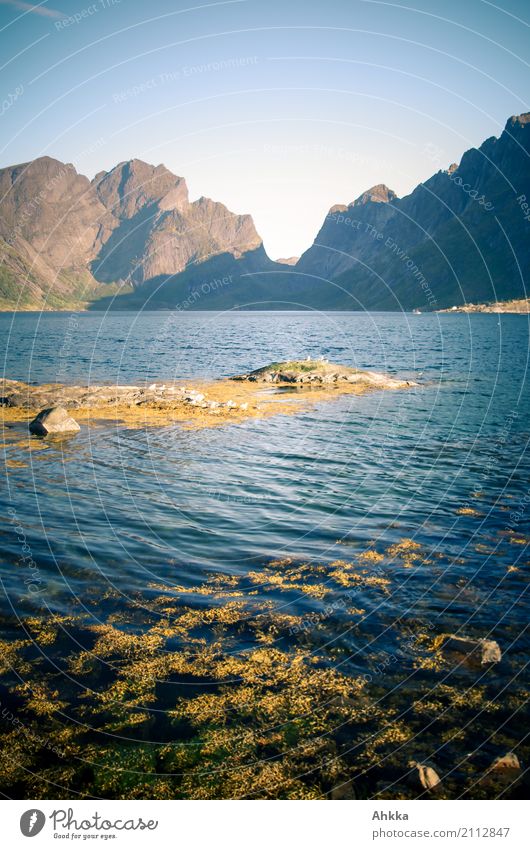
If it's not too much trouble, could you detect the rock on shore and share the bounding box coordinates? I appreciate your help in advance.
[29,406,81,436]
[2,380,242,413]
[233,360,414,389]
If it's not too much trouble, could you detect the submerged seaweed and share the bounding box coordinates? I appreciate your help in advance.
[0,540,528,800]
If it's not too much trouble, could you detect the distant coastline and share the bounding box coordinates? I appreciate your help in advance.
[438,298,530,314]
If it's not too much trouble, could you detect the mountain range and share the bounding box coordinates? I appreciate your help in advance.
[1,111,529,311]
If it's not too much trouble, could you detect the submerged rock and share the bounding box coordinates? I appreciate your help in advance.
[29,406,81,436]
[329,780,356,799]
[480,751,522,789]
[441,634,502,665]
[490,752,521,772]
[408,760,442,791]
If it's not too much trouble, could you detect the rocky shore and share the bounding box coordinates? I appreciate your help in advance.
[438,298,530,314]
[233,359,413,389]
[0,360,416,434]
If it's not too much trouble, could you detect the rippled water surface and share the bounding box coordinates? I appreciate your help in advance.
[1,310,529,799]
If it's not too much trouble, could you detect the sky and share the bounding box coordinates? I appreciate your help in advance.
[0,0,529,258]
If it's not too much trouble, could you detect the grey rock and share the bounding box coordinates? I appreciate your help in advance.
[233,361,415,389]
[442,634,502,665]
[480,751,522,788]
[184,391,205,403]
[29,406,81,436]
[408,760,441,791]
[7,392,33,408]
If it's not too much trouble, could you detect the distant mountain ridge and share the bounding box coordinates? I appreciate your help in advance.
[1,111,529,311]
[296,112,530,310]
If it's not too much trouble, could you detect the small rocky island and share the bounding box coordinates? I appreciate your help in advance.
[233,359,413,388]
[1,360,416,435]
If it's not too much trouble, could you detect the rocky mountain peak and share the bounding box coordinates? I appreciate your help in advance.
[506,111,530,130]
[352,184,397,207]
[327,203,348,216]
[0,155,101,272]
[3,155,89,200]
[93,159,189,218]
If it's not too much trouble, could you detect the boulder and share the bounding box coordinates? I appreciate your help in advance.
[480,751,522,788]
[329,780,356,799]
[408,760,441,791]
[490,752,521,772]
[29,406,81,436]
[441,634,502,665]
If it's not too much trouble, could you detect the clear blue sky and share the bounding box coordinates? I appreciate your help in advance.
[0,0,529,257]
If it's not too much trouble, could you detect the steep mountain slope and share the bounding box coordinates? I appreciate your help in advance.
[0,157,110,308]
[0,156,277,309]
[296,184,398,282]
[297,113,530,310]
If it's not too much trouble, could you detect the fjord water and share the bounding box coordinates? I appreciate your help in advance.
[1,310,529,798]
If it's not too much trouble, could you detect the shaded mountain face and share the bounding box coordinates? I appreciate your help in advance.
[296,113,530,310]
[0,156,273,309]
[296,184,398,282]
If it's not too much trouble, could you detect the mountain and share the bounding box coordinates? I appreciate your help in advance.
[0,156,283,310]
[0,157,110,309]
[296,184,398,282]
[297,112,530,310]
[1,112,529,311]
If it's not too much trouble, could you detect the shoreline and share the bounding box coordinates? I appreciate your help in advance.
[1,362,416,433]
[437,298,530,314]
